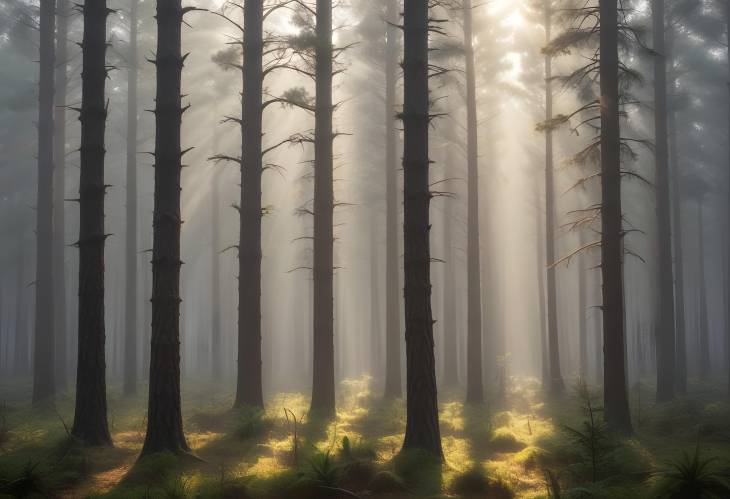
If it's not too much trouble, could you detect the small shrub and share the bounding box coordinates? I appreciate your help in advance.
[234,408,270,440]
[338,435,377,462]
[489,428,526,453]
[306,450,341,488]
[161,475,191,499]
[651,444,730,499]
[130,452,180,484]
[450,466,515,498]
[0,461,47,497]
[393,448,442,495]
[513,446,547,471]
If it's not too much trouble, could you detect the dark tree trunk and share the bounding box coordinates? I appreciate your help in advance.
[124,0,139,397]
[401,0,443,458]
[53,0,69,392]
[726,0,730,396]
[211,167,222,381]
[668,29,687,393]
[544,0,564,396]
[310,0,336,416]
[464,0,484,405]
[71,0,111,446]
[384,0,402,399]
[697,201,711,380]
[442,183,458,387]
[141,0,189,455]
[653,0,676,403]
[234,0,264,409]
[32,0,56,407]
[600,0,632,432]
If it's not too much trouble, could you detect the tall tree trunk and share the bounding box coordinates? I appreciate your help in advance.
[71,0,111,445]
[384,0,402,399]
[668,28,687,393]
[544,0,564,396]
[600,0,632,432]
[211,167,222,381]
[463,0,483,405]
[726,0,730,396]
[141,0,189,455]
[310,0,336,415]
[53,0,69,392]
[401,0,443,458]
[235,0,265,409]
[124,0,139,397]
[653,0,676,403]
[442,183,458,386]
[32,0,56,407]
[698,201,711,380]
[535,173,549,386]
[370,215,383,377]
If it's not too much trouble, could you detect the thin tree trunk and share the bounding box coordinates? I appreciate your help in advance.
[579,233,588,379]
[370,214,383,377]
[14,247,28,376]
[124,0,139,397]
[668,28,687,393]
[401,0,443,458]
[653,0,676,403]
[726,0,730,396]
[600,0,632,432]
[384,0,402,399]
[310,0,336,416]
[698,201,711,380]
[536,174,549,386]
[211,167,221,381]
[544,0,564,396]
[442,185,458,386]
[141,0,189,455]
[463,0,483,405]
[32,0,56,407]
[71,0,111,445]
[235,0,264,409]
[53,0,69,392]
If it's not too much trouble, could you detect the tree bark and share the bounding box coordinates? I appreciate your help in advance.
[725,0,730,396]
[310,0,336,416]
[442,181,458,387]
[384,0,402,399]
[653,0,676,403]
[579,232,588,379]
[53,0,69,392]
[234,0,265,409]
[14,247,28,376]
[463,0,484,405]
[600,0,632,432]
[124,0,139,397]
[141,0,189,455]
[71,0,112,446]
[535,172,549,386]
[401,0,443,458]
[544,0,564,397]
[32,0,56,408]
[211,167,222,381]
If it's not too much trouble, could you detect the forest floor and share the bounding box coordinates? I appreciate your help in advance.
[1,375,730,498]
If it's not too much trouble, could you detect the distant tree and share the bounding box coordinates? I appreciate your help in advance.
[123,0,140,397]
[141,0,196,455]
[32,0,56,408]
[70,0,112,446]
[401,0,443,458]
[53,0,70,392]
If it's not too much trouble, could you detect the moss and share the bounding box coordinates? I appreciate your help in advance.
[393,448,442,495]
[513,446,547,471]
[125,452,180,485]
[233,408,272,441]
[489,428,526,453]
[449,466,515,498]
[368,470,407,494]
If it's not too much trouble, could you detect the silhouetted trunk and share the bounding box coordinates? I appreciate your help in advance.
[726,0,730,396]
[442,186,458,386]
[401,0,443,458]
[600,0,632,432]
[71,0,111,446]
[653,0,676,403]
[211,167,222,380]
[535,175,549,386]
[544,0,564,396]
[463,0,483,405]
[142,0,189,455]
[668,31,687,393]
[53,0,69,392]
[697,201,710,380]
[32,0,56,407]
[384,0,402,399]
[234,0,264,409]
[310,0,336,416]
[124,0,139,397]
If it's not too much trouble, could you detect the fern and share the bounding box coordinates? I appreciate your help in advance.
[652,444,730,499]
